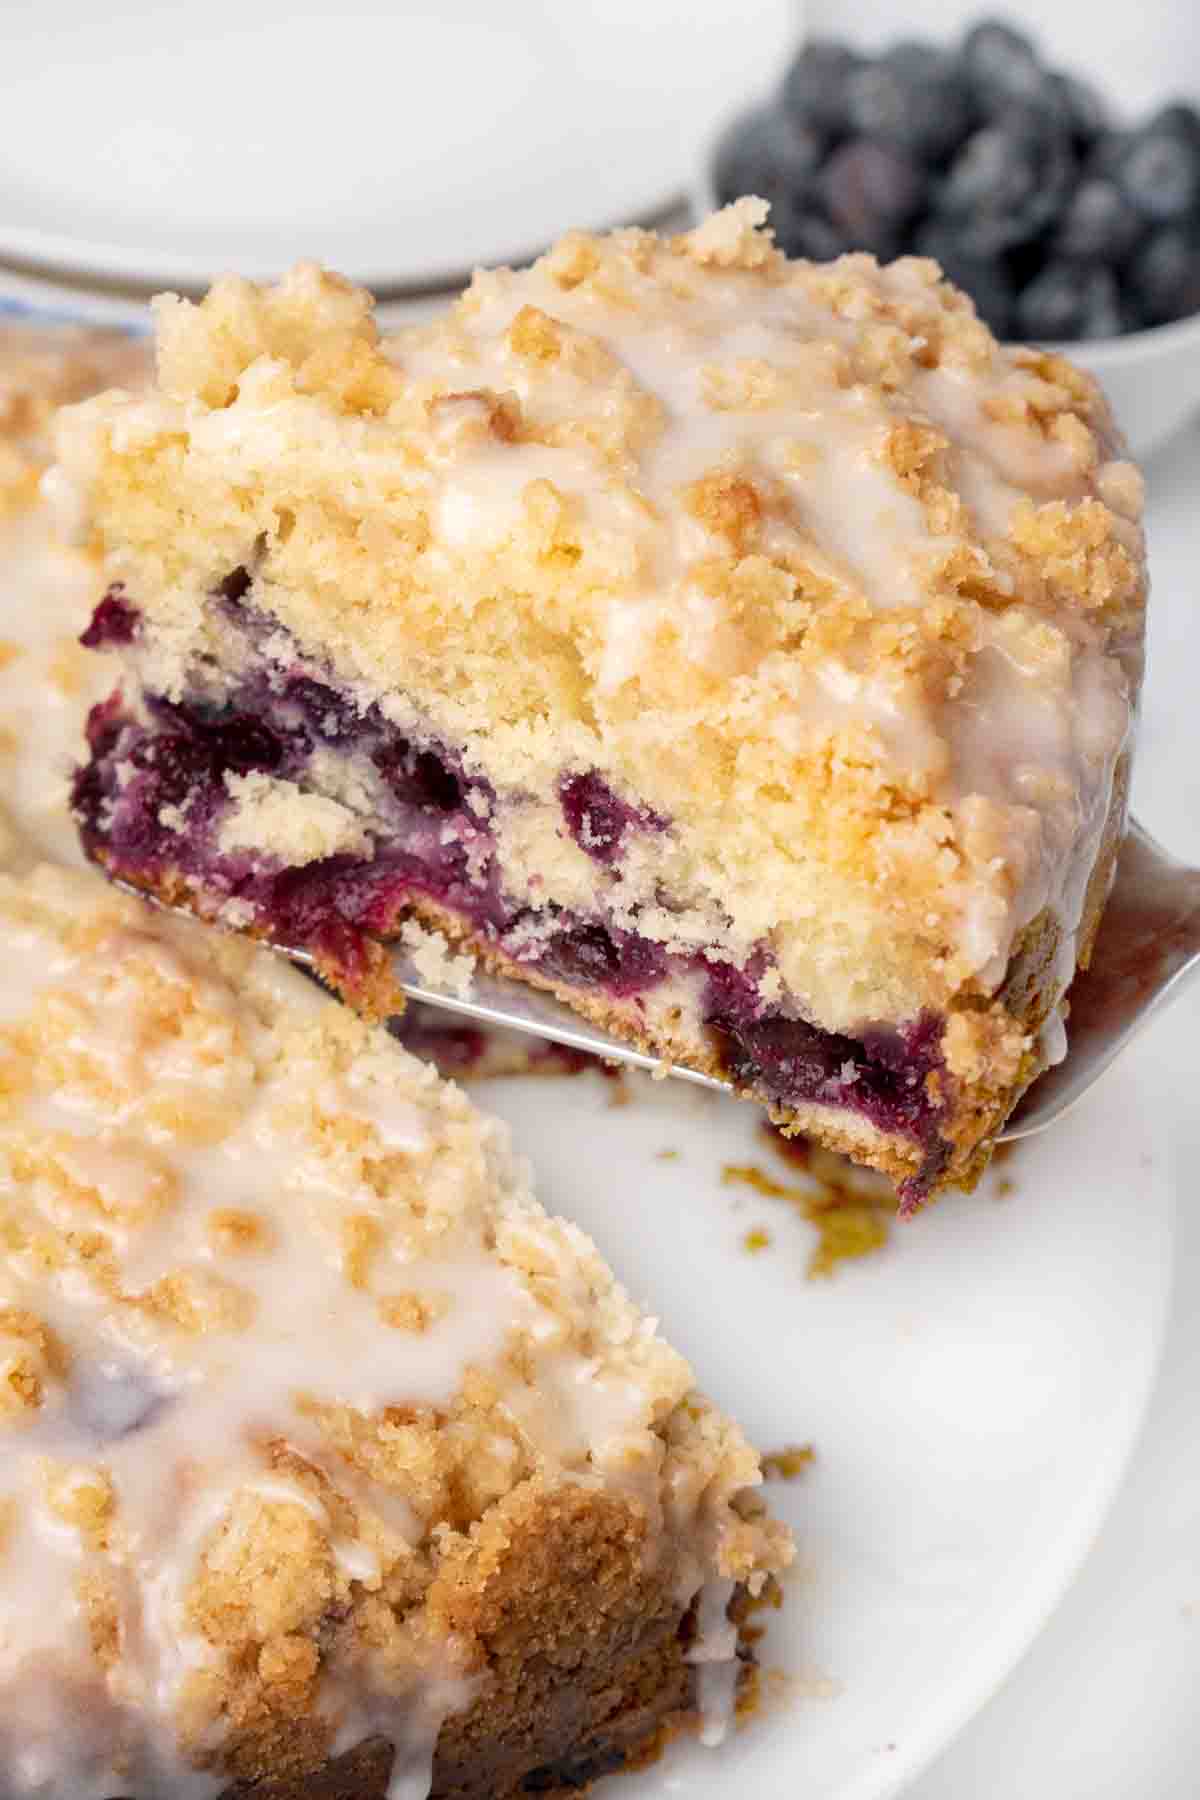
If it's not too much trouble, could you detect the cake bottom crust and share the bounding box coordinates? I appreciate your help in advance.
[89,1482,760,1800]
[85,834,1117,1212]
[220,1644,702,1800]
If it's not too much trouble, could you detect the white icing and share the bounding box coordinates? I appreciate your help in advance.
[686,1577,740,1748]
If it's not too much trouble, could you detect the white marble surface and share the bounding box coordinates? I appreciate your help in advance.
[913,418,1200,1798]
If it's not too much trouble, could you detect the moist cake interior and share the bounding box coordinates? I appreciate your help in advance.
[76,580,951,1206]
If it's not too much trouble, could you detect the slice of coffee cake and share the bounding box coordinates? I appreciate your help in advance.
[57,202,1146,1205]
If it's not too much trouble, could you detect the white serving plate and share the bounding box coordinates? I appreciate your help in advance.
[482,1057,1173,1799]
[0,0,793,289]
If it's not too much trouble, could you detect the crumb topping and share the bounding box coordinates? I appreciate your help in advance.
[0,862,789,1794]
[55,206,1145,1029]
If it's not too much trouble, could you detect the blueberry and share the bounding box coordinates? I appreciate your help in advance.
[1114,115,1200,221]
[845,42,974,163]
[960,19,1043,114]
[1143,102,1200,155]
[1126,226,1200,325]
[373,740,462,812]
[936,112,1074,255]
[1045,72,1111,149]
[80,588,140,649]
[412,750,463,812]
[780,38,863,137]
[541,922,666,997]
[913,221,1016,337]
[70,1362,168,1441]
[130,733,214,811]
[1015,261,1125,342]
[815,138,923,259]
[770,201,848,263]
[560,773,641,863]
[212,715,283,772]
[216,566,252,605]
[712,105,822,207]
[283,673,359,740]
[1056,178,1143,261]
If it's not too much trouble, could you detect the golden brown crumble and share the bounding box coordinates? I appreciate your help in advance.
[760,1446,816,1482]
[725,1142,894,1279]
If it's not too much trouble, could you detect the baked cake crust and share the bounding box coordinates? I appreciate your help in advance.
[0,859,789,1799]
[55,202,1147,1203]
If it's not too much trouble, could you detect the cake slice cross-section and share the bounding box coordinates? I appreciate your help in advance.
[57,200,1147,1207]
[0,861,790,1799]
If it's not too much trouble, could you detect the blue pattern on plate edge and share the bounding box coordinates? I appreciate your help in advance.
[0,295,147,334]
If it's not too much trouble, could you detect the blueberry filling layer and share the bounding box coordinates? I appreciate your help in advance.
[75,586,949,1192]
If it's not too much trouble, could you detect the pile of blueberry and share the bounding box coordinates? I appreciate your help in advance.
[713,18,1200,342]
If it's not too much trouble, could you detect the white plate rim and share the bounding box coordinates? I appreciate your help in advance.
[482,1052,1177,1800]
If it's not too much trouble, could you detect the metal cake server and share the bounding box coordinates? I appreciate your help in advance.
[117,818,1200,1143]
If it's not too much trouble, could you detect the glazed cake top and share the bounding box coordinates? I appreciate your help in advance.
[54,203,1146,1029]
[0,861,787,1797]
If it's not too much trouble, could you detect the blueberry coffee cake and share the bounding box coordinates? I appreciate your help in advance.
[0,858,790,1799]
[57,201,1147,1207]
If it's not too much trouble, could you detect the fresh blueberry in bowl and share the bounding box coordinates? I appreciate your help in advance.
[712,105,822,213]
[816,138,923,260]
[1055,179,1143,262]
[934,108,1075,256]
[844,41,974,164]
[1112,111,1200,223]
[960,18,1044,114]
[1015,260,1127,343]
[780,38,863,138]
[768,202,849,263]
[1046,71,1111,149]
[1127,226,1200,327]
[702,17,1200,454]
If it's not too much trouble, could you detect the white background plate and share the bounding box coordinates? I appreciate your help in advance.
[0,0,793,288]
[482,1059,1172,1799]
